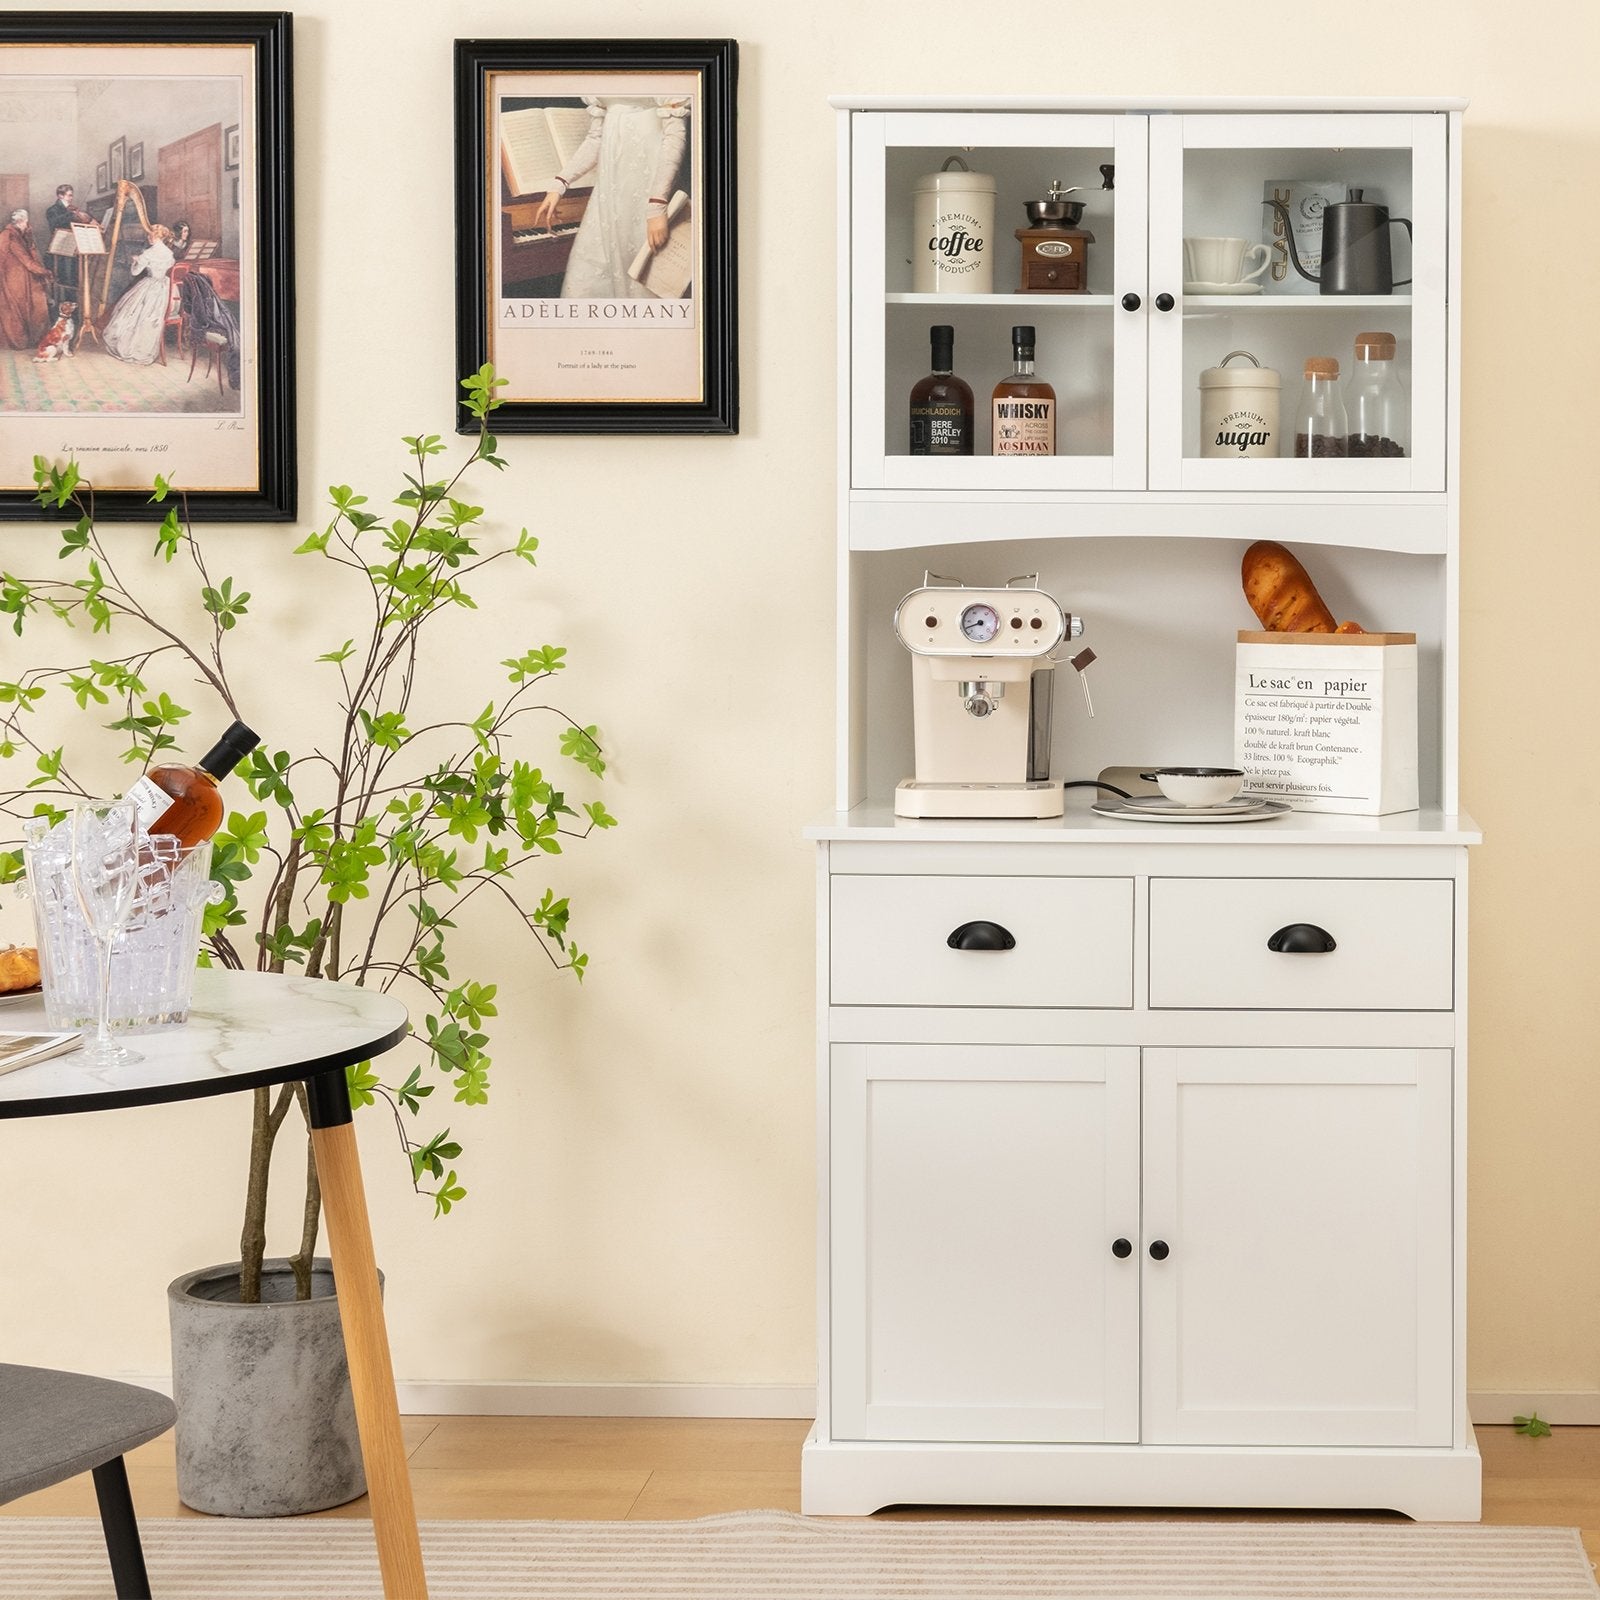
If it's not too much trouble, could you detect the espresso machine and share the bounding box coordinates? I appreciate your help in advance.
[892,575,1089,819]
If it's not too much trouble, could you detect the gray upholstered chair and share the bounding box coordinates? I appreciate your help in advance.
[0,1363,176,1598]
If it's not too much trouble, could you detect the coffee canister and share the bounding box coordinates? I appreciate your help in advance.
[913,156,996,294]
[1199,350,1281,458]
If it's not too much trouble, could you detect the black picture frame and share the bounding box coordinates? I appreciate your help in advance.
[454,37,738,435]
[0,11,296,522]
[128,141,144,181]
[108,135,126,185]
[95,161,108,196]
[224,123,240,170]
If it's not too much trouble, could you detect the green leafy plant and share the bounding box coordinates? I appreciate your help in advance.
[1512,1413,1553,1439]
[0,365,614,1301]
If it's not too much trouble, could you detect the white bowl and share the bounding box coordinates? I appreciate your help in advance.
[1140,767,1245,807]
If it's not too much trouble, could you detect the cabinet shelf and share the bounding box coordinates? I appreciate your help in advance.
[847,491,1448,554]
[1184,295,1415,311]
[886,294,1414,312]
[887,293,1116,308]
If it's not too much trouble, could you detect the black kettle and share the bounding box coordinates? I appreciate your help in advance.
[1265,189,1413,296]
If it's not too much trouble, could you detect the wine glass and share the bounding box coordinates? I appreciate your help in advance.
[68,799,142,1069]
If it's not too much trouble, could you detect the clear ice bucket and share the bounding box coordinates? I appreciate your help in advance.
[22,816,220,1031]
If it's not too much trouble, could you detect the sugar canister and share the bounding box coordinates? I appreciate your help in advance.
[1199,350,1280,458]
[913,156,996,294]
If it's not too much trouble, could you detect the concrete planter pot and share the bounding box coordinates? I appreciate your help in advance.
[168,1257,378,1517]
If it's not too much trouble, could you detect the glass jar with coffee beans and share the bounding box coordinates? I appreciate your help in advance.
[1346,331,1408,458]
[1293,356,1348,459]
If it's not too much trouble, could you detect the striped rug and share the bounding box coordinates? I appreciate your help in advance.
[1,1513,1595,1599]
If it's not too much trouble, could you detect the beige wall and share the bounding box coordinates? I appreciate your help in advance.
[1,0,1595,1404]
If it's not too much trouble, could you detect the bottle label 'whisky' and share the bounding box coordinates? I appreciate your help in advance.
[910,402,971,455]
[993,398,1055,455]
[124,774,170,831]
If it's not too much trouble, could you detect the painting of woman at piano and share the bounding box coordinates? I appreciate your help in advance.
[461,39,735,432]
[530,95,690,299]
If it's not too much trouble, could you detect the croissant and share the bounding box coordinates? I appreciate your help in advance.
[0,944,40,994]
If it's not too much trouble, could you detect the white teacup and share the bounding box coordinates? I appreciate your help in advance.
[1139,766,1246,807]
[1183,236,1271,286]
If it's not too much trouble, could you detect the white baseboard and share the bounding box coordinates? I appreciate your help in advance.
[1469,1392,1600,1426]
[394,1382,818,1418]
[109,1378,1599,1426]
[115,1374,818,1419]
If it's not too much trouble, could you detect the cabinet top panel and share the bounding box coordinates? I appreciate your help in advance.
[805,801,1481,845]
[829,96,1468,114]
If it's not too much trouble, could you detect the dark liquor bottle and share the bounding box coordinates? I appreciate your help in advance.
[125,720,261,846]
[991,324,1056,456]
[908,324,974,455]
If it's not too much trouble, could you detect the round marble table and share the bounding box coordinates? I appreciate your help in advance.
[0,968,408,1118]
[0,969,428,1599]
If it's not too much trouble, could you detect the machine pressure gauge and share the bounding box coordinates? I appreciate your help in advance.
[959,602,1001,644]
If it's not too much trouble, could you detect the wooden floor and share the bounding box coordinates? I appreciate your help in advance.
[5,1418,1597,1560]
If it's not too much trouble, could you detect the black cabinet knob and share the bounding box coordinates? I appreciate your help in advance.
[1120,291,1141,311]
[1154,292,1176,312]
[1148,1239,1170,1261]
[1112,1237,1132,1259]
[1267,923,1337,954]
[946,920,1016,952]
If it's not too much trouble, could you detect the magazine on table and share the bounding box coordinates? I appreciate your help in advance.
[0,1031,82,1077]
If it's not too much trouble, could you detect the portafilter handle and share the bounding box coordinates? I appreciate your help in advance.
[1070,646,1096,718]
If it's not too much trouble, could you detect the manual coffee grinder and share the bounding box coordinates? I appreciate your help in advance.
[893,575,1093,820]
[1013,167,1112,294]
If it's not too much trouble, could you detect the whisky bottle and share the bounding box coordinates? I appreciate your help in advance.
[908,324,974,455]
[124,720,261,846]
[991,324,1056,456]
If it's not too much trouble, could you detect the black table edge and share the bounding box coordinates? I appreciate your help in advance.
[0,1017,411,1121]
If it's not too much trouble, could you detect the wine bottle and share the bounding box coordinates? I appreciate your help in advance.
[124,720,261,846]
[909,324,974,455]
[991,324,1056,456]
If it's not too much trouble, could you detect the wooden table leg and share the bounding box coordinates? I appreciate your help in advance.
[308,1073,428,1600]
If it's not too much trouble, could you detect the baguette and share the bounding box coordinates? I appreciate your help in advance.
[1240,540,1364,634]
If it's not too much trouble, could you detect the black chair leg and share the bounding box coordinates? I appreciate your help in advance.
[91,1457,152,1600]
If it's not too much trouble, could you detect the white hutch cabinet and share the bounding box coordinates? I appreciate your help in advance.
[803,98,1480,1520]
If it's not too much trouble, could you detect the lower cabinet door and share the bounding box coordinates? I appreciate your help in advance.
[1140,1047,1454,1447]
[830,1043,1141,1443]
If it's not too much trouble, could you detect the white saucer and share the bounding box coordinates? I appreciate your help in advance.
[0,987,43,1008]
[1093,797,1290,824]
[1183,280,1264,296]
[1120,793,1268,816]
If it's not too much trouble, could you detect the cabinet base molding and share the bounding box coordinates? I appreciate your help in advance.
[800,1426,1483,1521]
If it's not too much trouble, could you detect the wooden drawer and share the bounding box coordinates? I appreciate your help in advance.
[1148,878,1454,1011]
[831,875,1134,1008]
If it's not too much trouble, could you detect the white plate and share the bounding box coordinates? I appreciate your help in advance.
[1183,280,1264,296]
[1093,798,1290,824]
[1120,793,1267,816]
[0,987,43,1008]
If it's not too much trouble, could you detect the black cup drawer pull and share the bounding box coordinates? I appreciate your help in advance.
[1267,923,1338,954]
[947,920,1016,952]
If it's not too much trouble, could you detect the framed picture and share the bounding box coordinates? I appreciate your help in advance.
[0,12,296,520]
[454,37,738,435]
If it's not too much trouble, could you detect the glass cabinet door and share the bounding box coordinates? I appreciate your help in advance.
[851,112,1148,493]
[1147,113,1448,493]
